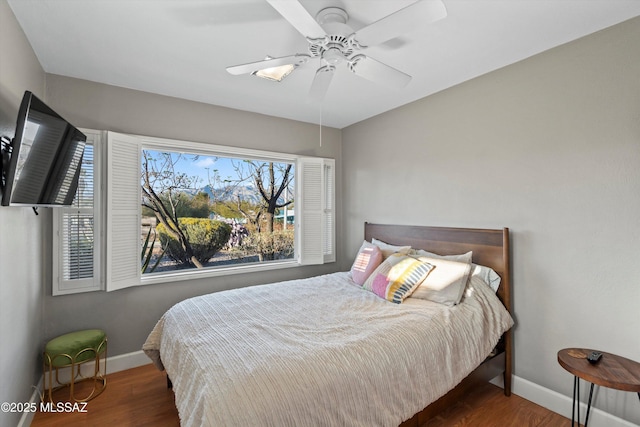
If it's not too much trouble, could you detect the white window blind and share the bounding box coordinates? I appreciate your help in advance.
[52,129,102,295]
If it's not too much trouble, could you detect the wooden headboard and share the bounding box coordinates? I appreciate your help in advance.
[364,222,513,403]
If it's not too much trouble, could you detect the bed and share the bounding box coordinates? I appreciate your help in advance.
[143,223,514,426]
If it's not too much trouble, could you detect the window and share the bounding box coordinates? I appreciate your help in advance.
[140,149,296,274]
[52,130,102,295]
[105,132,334,291]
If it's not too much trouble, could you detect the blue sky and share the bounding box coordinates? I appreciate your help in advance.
[185,155,239,188]
[143,150,293,191]
[143,150,242,189]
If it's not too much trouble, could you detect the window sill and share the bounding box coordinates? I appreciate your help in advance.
[140,259,300,286]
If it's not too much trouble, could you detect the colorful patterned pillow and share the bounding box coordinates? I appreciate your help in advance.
[350,241,383,285]
[363,254,434,303]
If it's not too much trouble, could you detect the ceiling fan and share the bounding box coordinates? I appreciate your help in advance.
[226,0,447,101]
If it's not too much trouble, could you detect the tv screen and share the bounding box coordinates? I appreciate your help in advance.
[0,91,86,207]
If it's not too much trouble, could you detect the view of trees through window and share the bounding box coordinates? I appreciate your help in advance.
[141,149,295,274]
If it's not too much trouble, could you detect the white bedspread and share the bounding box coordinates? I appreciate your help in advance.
[143,272,513,427]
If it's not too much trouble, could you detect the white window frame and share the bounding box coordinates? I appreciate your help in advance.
[105,132,335,290]
[52,129,103,295]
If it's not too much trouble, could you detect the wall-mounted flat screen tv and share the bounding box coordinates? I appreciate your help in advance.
[0,91,86,207]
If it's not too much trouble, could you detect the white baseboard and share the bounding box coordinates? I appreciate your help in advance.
[104,350,152,374]
[20,351,152,427]
[17,378,42,427]
[509,375,639,427]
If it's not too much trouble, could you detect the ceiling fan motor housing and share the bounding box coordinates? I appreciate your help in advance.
[309,7,358,65]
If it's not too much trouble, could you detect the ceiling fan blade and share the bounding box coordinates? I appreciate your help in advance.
[349,55,411,88]
[226,54,310,75]
[309,66,335,101]
[266,0,326,39]
[353,0,447,47]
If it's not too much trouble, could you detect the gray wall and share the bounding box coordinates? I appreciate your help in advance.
[342,16,640,424]
[42,75,343,358]
[0,1,46,426]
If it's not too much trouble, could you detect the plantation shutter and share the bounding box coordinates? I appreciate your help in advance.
[53,129,102,295]
[323,159,335,263]
[297,157,335,265]
[106,132,141,291]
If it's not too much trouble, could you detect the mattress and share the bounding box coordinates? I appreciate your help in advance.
[143,271,513,427]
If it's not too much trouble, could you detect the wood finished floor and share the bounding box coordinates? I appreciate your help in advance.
[32,364,573,427]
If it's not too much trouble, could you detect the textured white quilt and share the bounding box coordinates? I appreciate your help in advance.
[143,272,513,427]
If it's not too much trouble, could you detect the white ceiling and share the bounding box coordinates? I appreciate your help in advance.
[8,0,640,129]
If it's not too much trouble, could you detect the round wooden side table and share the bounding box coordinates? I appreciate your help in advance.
[557,348,640,427]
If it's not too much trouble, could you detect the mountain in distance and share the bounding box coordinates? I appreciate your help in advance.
[198,184,261,205]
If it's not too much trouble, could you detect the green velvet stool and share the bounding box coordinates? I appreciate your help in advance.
[43,329,107,403]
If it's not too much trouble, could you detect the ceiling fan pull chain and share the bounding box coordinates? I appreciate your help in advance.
[319,106,322,148]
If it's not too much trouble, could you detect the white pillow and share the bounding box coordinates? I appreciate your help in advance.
[410,249,501,293]
[471,264,501,293]
[410,256,472,306]
[371,238,411,259]
[410,249,472,263]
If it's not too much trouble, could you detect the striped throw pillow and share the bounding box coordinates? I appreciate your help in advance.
[363,254,434,303]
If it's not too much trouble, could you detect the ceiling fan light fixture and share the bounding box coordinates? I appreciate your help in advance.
[252,63,295,82]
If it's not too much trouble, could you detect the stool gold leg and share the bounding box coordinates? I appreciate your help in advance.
[69,361,76,403]
[70,338,107,402]
[43,353,54,403]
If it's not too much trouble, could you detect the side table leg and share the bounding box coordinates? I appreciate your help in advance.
[584,382,595,427]
[572,376,579,427]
